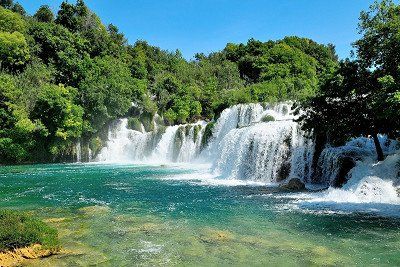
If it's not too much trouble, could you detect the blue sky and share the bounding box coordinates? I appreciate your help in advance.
[18,0,377,60]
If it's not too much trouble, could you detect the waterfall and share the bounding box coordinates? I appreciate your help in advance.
[96,103,314,183]
[97,119,206,163]
[201,103,314,183]
[75,141,82,162]
[94,101,400,208]
[297,152,400,215]
[317,136,398,186]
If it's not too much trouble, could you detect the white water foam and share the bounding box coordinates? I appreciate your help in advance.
[288,153,400,216]
[94,102,400,215]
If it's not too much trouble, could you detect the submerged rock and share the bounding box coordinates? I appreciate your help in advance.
[200,229,234,243]
[78,205,110,216]
[281,178,305,191]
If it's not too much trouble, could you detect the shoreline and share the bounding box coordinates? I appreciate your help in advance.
[0,244,59,267]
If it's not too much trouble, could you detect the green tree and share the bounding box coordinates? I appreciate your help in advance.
[28,22,90,86]
[0,0,12,9]
[0,6,25,32]
[299,0,400,161]
[31,84,83,157]
[34,5,54,23]
[0,31,30,69]
[11,2,24,16]
[79,56,141,131]
[55,1,78,32]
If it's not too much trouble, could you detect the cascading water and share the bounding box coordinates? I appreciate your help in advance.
[75,141,82,162]
[97,103,314,183]
[97,119,206,163]
[95,102,400,210]
[97,119,151,162]
[201,103,314,183]
[317,136,398,186]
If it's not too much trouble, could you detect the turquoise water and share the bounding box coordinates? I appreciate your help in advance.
[1,163,400,266]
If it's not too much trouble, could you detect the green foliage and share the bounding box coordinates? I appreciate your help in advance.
[0,0,13,9]
[79,56,137,131]
[193,124,201,140]
[10,2,25,16]
[89,136,102,155]
[34,5,54,23]
[0,210,59,251]
[28,21,90,86]
[201,122,215,148]
[139,112,154,132]
[0,31,29,69]
[0,0,338,164]
[298,0,400,161]
[0,6,25,32]
[127,117,142,132]
[0,73,39,163]
[55,1,80,32]
[31,84,83,157]
[261,115,275,122]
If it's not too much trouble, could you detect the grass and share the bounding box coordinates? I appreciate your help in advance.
[0,210,59,252]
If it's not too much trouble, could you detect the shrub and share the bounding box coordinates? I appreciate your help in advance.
[0,210,59,252]
[201,122,215,148]
[261,115,275,122]
[127,117,142,132]
[89,136,103,155]
[139,112,154,132]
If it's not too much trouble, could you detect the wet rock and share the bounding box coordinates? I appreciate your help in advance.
[78,205,110,216]
[200,229,234,243]
[281,178,305,191]
[334,157,356,187]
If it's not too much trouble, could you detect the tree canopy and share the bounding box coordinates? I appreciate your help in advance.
[0,0,337,164]
[298,0,400,161]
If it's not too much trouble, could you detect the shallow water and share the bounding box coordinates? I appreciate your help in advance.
[1,163,400,266]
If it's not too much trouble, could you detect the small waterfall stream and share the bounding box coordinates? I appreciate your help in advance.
[97,119,206,163]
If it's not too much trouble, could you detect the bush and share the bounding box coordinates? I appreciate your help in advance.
[139,112,154,132]
[0,31,30,69]
[89,136,103,155]
[0,7,26,33]
[127,117,142,132]
[261,115,275,122]
[201,122,215,148]
[0,210,59,252]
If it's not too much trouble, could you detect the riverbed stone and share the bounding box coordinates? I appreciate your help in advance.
[281,178,305,191]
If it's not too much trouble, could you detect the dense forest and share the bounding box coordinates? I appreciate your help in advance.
[0,0,398,164]
[0,0,337,164]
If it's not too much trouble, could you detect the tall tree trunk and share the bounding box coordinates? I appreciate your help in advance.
[372,133,384,161]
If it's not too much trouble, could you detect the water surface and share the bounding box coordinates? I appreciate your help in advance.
[0,163,399,266]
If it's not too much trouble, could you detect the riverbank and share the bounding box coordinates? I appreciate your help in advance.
[0,210,60,266]
[0,244,58,267]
